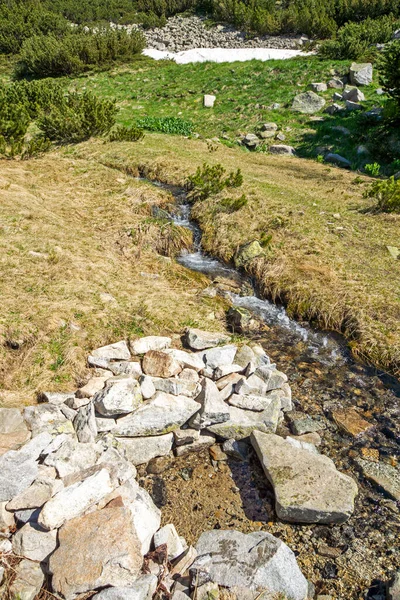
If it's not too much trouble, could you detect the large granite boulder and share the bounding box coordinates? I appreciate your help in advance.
[292,91,326,114]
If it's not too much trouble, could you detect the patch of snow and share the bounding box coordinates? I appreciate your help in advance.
[143,47,310,64]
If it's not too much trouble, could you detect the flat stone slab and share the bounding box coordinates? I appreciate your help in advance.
[356,458,400,501]
[202,345,237,369]
[251,431,358,524]
[113,392,200,437]
[118,433,173,465]
[191,529,308,600]
[207,398,281,440]
[91,340,131,361]
[130,336,171,355]
[92,574,158,599]
[332,408,374,437]
[49,506,142,599]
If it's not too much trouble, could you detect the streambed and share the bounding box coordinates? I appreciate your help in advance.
[138,180,400,598]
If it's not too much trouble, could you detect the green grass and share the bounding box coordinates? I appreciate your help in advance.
[66,55,387,169]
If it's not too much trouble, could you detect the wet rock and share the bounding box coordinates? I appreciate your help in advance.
[356,458,400,501]
[154,523,185,560]
[0,432,52,502]
[74,402,97,443]
[49,507,142,598]
[91,340,131,361]
[151,376,200,398]
[208,398,281,440]
[251,431,358,523]
[117,433,173,465]
[12,522,58,562]
[190,378,230,428]
[288,432,322,446]
[173,428,200,446]
[174,433,216,457]
[143,350,182,378]
[43,437,100,477]
[350,62,373,86]
[184,328,229,350]
[190,529,308,600]
[10,559,44,600]
[288,413,324,435]
[234,241,264,268]
[92,574,158,599]
[113,392,200,437]
[140,375,156,400]
[38,468,114,530]
[222,438,249,461]
[292,91,326,114]
[332,408,374,437]
[93,376,143,417]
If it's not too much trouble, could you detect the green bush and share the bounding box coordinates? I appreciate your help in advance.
[15,28,145,79]
[37,91,117,142]
[319,15,399,60]
[379,39,400,110]
[363,176,400,212]
[136,116,194,135]
[186,163,243,202]
[109,124,144,141]
[219,193,248,212]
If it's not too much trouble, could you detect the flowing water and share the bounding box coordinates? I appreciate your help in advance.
[140,180,400,599]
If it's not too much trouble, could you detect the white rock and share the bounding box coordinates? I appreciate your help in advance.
[76,377,107,399]
[113,392,200,437]
[43,438,100,477]
[0,538,12,552]
[154,523,185,560]
[173,428,200,446]
[140,375,156,400]
[39,391,75,405]
[0,501,15,536]
[184,328,229,350]
[93,376,142,417]
[118,433,173,465]
[208,400,281,440]
[97,447,137,484]
[178,368,200,382]
[96,416,117,432]
[7,477,63,511]
[174,434,216,457]
[202,345,237,369]
[228,393,274,412]
[214,364,243,380]
[92,574,158,599]
[130,336,171,355]
[164,349,204,371]
[151,377,200,397]
[204,94,216,108]
[189,378,230,429]
[12,522,58,562]
[254,366,288,391]
[109,361,143,378]
[23,404,70,435]
[91,340,131,361]
[38,468,114,530]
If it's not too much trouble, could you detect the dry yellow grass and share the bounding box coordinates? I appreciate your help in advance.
[0,151,228,402]
[75,135,400,377]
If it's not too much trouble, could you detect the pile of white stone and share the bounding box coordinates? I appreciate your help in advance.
[0,328,358,600]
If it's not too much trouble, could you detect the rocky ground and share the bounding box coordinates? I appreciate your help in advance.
[140,15,305,52]
[0,328,399,599]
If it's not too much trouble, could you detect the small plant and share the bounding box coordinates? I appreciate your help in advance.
[21,136,52,159]
[219,194,248,213]
[364,162,381,177]
[316,154,324,163]
[186,163,243,202]
[364,176,400,212]
[136,116,193,136]
[389,158,400,174]
[109,125,144,142]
